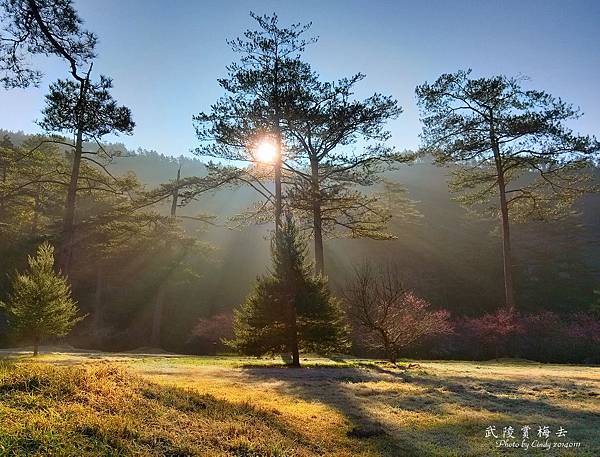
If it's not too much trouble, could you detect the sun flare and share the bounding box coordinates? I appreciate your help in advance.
[255,140,278,163]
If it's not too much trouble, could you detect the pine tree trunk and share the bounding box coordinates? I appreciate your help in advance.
[288,291,300,367]
[490,119,516,310]
[170,166,180,217]
[274,132,283,235]
[33,335,39,356]
[0,158,6,216]
[291,345,300,367]
[59,127,83,275]
[310,157,325,276]
[289,305,300,368]
[93,266,104,340]
[497,175,515,310]
[273,51,283,236]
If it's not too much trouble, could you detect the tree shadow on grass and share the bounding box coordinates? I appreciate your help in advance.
[240,364,600,457]
[401,371,600,422]
[240,366,424,455]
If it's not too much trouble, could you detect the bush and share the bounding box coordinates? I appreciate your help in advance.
[442,308,600,363]
[463,307,523,359]
[190,313,234,354]
[565,313,600,363]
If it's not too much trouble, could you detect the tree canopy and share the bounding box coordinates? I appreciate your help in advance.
[0,0,96,87]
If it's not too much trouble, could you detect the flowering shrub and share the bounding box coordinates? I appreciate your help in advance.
[190,313,234,354]
[519,311,566,361]
[564,313,600,363]
[464,307,523,358]
[566,313,600,343]
[444,309,599,363]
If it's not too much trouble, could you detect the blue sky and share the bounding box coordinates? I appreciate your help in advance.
[1,0,599,157]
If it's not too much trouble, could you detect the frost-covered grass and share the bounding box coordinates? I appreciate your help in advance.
[0,353,598,456]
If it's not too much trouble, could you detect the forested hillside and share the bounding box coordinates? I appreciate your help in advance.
[1,129,597,354]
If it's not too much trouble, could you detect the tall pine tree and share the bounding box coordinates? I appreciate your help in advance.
[416,70,599,309]
[194,12,316,235]
[40,76,135,273]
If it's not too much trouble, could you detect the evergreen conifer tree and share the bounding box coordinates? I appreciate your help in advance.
[0,242,84,355]
[416,70,599,309]
[228,215,348,366]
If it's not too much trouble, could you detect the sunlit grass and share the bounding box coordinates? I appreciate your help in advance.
[1,354,598,456]
[0,360,369,456]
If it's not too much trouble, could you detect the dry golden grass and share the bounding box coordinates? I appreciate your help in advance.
[0,362,321,456]
[130,357,600,456]
[1,354,598,456]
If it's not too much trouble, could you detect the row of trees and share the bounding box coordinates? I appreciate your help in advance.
[0,129,218,351]
[0,0,232,348]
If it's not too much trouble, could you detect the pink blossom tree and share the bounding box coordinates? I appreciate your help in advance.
[466,307,523,358]
[344,263,452,363]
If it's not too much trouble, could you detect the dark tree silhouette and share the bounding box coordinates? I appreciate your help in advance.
[227,215,348,366]
[416,70,599,309]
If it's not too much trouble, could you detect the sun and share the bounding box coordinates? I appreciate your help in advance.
[254,140,277,163]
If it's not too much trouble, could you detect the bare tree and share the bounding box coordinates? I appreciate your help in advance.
[344,262,452,363]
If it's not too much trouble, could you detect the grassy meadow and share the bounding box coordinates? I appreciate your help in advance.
[0,352,598,456]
